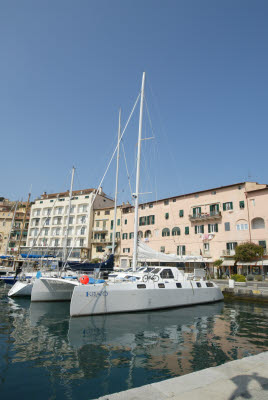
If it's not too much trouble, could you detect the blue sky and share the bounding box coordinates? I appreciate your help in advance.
[1,1,268,203]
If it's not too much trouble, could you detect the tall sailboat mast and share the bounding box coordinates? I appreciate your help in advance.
[112,109,121,255]
[5,201,19,256]
[132,72,145,272]
[63,166,75,262]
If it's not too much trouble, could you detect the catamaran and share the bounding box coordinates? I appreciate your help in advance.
[69,72,224,317]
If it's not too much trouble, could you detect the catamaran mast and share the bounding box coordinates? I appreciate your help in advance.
[63,166,75,262]
[112,109,121,255]
[132,72,145,272]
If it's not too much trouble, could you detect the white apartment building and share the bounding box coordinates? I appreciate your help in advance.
[26,188,114,260]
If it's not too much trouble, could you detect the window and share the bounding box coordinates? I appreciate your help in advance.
[105,210,110,215]
[162,228,170,237]
[251,218,265,229]
[160,246,165,253]
[236,223,248,231]
[85,195,89,199]
[211,191,216,195]
[196,282,201,288]
[193,207,201,217]
[176,283,182,288]
[185,226,189,235]
[203,243,209,252]
[195,194,199,198]
[173,199,176,203]
[111,220,114,230]
[149,204,153,208]
[117,219,120,226]
[223,202,233,211]
[165,213,169,220]
[259,241,266,249]
[96,221,100,228]
[225,222,230,231]
[160,269,174,279]
[80,227,86,235]
[144,230,152,238]
[54,239,59,247]
[80,216,86,224]
[50,200,53,203]
[44,228,49,236]
[69,216,74,225]
[140,205,145,210]
[137,284,146,289]
[195,225,204,234]
[129,232,134,239]
[40,201,43,204]
[177,245,186,256]
[116,232,120,238]
[124,219,127,225]
[138,231,143,238]
[97,211,100,215]
[227,242,237,251]
[96,246,103,252]
[67,239,71,247]
[139,215,155,225]
[210,204,219,215]
[172,227,180,236]
[179,210,184,217]
[123,248,130,253]
[250,199,255,207]
[239,201,245,209]
[208,223,218,233]
[164,200,169,205]
[122,233,128,240]
[45,218,50,226]
[158,283,165,288]
[103,221,106,228]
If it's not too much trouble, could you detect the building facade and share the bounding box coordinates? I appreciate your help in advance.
[26,188,114,260]
[117,182,268,274]
[91,206,122,265]
[0,198,30,255]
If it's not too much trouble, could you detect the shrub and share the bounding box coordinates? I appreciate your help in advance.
[231,274,246,282]
[246,274,254,281]
[254,275,263,281]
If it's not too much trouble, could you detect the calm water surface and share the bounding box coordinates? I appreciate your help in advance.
[1,285,268,400]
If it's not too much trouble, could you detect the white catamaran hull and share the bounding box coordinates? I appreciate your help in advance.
[8,280,33,297]
[31,278,79,302]
[70,281,223,317]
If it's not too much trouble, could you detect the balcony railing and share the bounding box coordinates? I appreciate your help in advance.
[189,211,222,221]
[93,227,108,232]
[91,237,119,244]
[222,249,236,256]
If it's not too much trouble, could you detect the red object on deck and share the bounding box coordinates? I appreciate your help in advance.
[80,275,89,285]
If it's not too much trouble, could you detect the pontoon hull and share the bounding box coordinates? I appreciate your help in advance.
[31,278,78,302]
[70,282,224,317]
[8,281,33,297]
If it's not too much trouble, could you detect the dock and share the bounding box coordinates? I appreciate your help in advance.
[96,351,268,399]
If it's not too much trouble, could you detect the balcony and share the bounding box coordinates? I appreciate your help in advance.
[91,237,119,244]
[189,211,222,222]
[222,249,236,256]
[92,227,108,233]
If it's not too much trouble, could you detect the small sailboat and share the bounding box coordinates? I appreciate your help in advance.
[70,72,224,317]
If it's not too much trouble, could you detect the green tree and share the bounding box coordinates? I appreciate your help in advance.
[234,242,264,263]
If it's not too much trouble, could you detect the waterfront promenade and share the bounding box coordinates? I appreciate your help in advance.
[97,352,268,400]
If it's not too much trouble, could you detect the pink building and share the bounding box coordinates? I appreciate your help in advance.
[118,182,268,276]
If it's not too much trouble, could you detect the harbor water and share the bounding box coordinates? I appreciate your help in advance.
[1,285,268,400]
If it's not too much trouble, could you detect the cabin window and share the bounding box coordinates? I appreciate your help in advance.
[196,282,201,288]
[160,269,174,279]
[158,283,165,288]
[176,283,182,288]
[206,282,214,287]
[137,284,146,289]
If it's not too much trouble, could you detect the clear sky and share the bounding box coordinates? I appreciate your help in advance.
[1,0,268,204]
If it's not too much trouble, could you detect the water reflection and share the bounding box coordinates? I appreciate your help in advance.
[1,286,268,400]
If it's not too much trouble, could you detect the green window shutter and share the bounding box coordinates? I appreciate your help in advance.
[198,207,201,214]
[179,210,184,217]
[110,233,112,241]
[195,226,197,234]
[182,245,186,255]
[216,204,219,212]
[223,203,226,211]
[111,220,113,230]
[215,223,218,232]
[208,224,211,233]
[139,217,142,226]
[239,201,245,209]
[209,205,213,213]
[201,225,204,233]
[165,213,169,219]
[193,208,196,217]
[185,226,189,235]
[117,219,120,226]
[152,215,155,224]
[230,202,233,210]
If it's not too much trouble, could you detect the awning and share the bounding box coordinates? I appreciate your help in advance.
[237,260,268,266]
[222,260,235,266]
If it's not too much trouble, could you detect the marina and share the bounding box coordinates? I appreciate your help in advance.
[1,285,268,399]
